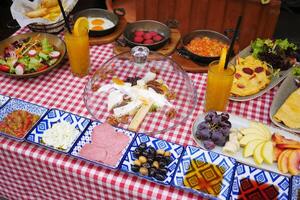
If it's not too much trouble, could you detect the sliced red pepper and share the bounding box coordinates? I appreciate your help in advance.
[0,65,10,72]
[37,65,48,72]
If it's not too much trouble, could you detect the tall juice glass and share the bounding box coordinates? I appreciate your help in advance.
[64,29,90,77]
[205,60,235,112]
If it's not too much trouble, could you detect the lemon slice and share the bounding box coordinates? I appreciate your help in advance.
[261,0,270,4]
[73,17,89,36]
[218,47,227,72]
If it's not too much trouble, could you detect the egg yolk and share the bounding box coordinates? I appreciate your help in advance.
[91,26,104,31]
[91,19,104,25]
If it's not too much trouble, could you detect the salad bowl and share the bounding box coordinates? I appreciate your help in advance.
[0,32,66,78]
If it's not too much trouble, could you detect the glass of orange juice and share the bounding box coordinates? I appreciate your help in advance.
[205,60,235,112]
[64,18,90,77]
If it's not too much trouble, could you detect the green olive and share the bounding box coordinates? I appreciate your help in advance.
[139,167,149,176]
[138,156,147,163]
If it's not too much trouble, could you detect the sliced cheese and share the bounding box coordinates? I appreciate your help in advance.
[128,101,154,131]
[113,100,142,117]
[107,90,124,111]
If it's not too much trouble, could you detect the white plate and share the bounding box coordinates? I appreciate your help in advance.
[192,113,300,176]
[270,70,300,134]
[229,46,291,102]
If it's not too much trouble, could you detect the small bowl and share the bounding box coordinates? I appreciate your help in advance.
[123,20,170,50]
[179,30,230,65]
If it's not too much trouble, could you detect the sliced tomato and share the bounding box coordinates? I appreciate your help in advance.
[0,65,10,72]
[37,65,48,72]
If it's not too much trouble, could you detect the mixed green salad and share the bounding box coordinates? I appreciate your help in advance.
[251,38,299,71]
[0,36,61,75]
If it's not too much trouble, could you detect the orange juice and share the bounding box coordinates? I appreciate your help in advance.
[205,60,235,112]
[64,31,90,77]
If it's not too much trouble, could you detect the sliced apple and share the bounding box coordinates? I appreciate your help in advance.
[262,141,273,164]
[253,142,265,165]
[239,134,266,147]
[243,140,265,158]
[240,127,268,140]
[288,150,300,175]
[250,122,272,140]
[278,150,292,173]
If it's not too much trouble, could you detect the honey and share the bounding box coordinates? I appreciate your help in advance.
[183,159,225,196]
[237,178,279,200]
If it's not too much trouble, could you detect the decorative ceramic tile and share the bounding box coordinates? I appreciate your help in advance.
[26,108,91,153]
[0,94,10,107]
[70,121,136,169]
[172,145,236,200]
[230,163,290,200]
[120,133,184,185]
[0,98,48,140]
[291,176,300,200]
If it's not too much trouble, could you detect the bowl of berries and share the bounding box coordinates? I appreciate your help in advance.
[123,20,170,50]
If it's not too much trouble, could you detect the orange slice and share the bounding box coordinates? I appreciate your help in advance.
[218,47,227,72]
[73,17,89,36]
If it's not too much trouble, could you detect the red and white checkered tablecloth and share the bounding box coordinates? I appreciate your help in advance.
[0,27,277,200]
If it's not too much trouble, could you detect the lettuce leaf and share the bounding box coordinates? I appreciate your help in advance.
[41,38,53,53]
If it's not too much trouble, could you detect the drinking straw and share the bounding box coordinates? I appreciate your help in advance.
[57,0,72,33]
[224,16,242,69]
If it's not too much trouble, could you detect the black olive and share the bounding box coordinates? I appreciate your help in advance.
[158,168,168,176]
[147,157,154,164]
[155,154,164,162]
[133,149,141,158]
[154,173,166,181]
[142,162,151,169]
[141,150,149,157]
[164,156,172,165]
[148,147,156,155]
[149,167,156,177]
[131,164,140,172]
[139,143,147,150]
[159,160,167,168]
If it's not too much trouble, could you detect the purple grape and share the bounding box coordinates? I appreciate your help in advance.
[220,113,229,121]
[205,111,217,122]
[197,121,209,130]
[214,136,226,146]
[220,127,230,137]
[196,128,211,140]
[211,130,223,142]
[203,140,216,150]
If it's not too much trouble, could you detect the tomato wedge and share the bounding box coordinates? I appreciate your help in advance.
[0,65,10,72]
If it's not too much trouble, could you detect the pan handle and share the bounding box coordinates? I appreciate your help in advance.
[177,47,191,59]
[165,19,179,29]
[113,8,126,17]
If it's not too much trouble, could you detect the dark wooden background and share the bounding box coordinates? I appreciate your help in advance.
[135,0,281,49]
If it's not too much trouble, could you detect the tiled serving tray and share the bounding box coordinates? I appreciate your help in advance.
[0,94,10,108]
[230,163,290,200]
[26,108,91,153]
[172,145,236,200]
[0,98,48,141]
[70,121,136,169]
[120,133,184,185]
[290,176,300,200]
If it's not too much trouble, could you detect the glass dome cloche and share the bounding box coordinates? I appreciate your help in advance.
[84,46,197,135]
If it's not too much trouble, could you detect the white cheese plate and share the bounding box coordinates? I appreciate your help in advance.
[192,113,300,176]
